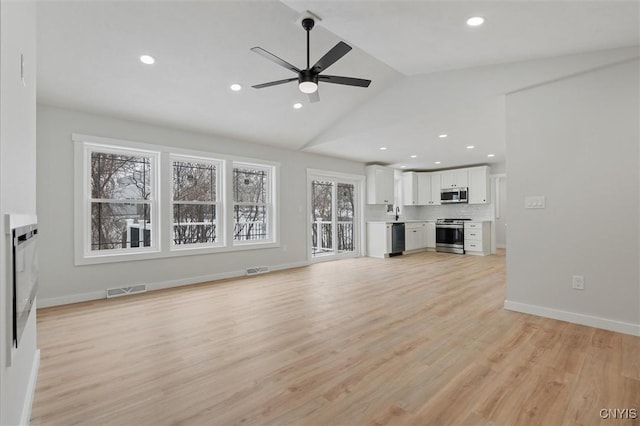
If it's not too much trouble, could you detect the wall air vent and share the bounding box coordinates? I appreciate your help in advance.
[106,284,147,298]
[246,266,270,276]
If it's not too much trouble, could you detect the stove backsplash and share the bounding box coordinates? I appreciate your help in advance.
[364,203,494,222]
[418,203,494,221]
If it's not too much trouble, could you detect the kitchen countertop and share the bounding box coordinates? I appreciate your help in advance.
[367,219,493,224]
[367,220,437,224]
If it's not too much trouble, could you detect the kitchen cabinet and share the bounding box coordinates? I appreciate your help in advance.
[441,169,469,189]
[366,222,392,258]
[366,165,394,204]
[464,221,491,255]
[428,173,441,205]
[405,222,426,251]
[403,172,439,206]
[468,166,490,204]
[402,172,419,205]
[418,173,431,205]
[426,222,436,248]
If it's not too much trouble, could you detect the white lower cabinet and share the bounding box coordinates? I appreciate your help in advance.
[366,222,392,258]
[464,222,491,255]
[367,221,438,257]
[405,222,425,251]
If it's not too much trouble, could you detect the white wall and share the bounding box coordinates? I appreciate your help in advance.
[36,105,366,305]
[494,177,507,249]
[505,59,640,335]
[1,2,39,425]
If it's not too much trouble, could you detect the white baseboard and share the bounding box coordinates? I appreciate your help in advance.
[20,349,40,426]
[37,260,311,308]
[37,291,106,308]
[496,244,507,249]
[504,300,640,336]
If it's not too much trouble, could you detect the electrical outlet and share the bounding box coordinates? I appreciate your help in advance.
[572,275,584,290]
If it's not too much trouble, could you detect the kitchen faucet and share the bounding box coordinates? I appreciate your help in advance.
[395,206,400,221]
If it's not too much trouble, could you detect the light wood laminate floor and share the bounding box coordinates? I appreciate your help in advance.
[32,250,640,425]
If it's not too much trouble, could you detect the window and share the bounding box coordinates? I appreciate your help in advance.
[232,163,274,243]
[171,157,222,248]
[85,145,158,255]
[74,134,279,264]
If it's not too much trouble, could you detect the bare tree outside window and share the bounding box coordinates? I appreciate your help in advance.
[311,180,333,255]
[90,151,153,251]
[233,166,270,241]
[172,160,218,245]
[337,183,355,252]
[311,180,355,256]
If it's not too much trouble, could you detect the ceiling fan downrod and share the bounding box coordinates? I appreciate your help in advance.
[302,18,314,70]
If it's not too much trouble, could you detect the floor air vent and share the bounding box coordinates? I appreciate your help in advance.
[106,284,147,298]
[246,266,270,275]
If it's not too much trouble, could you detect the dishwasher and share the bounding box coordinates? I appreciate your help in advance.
[390,222,405,256]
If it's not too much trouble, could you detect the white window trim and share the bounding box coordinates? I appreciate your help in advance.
[73,133,280,265]
[74,139,161,264]
[306,168,365,263]
[170,154,225,251]
[231,161,278,246]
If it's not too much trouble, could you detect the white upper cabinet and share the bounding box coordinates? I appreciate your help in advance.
[441,169,469,188]
[366,165,394,204]
[468,166,490,204]
[417,173,431,205]
[428,173,441,205]
[402,172,419,205]
[402,166,488,206]
[403,172,435,206]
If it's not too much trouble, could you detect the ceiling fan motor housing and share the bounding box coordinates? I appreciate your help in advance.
[299,69,318,85]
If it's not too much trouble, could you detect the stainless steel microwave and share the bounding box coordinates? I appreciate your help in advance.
[441,187,468,204]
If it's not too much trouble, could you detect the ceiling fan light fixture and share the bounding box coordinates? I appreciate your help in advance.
[466,16,485,27]
[299,81,318,94]
[139,54,155,65]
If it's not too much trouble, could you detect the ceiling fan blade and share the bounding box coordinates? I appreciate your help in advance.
[308,90,320,103]
[252,77,297,89]
[250,47,300,74]
[310,41,352,74]
[318,75,371,87]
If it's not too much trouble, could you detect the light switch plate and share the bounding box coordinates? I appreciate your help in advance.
[525,196,545,209]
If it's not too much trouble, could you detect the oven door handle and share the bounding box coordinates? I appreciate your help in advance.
[436,224,464,229]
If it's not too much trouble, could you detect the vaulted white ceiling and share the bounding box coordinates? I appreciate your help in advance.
[36,1,639,170]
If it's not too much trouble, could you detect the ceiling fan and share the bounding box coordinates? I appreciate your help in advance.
[250,17,371,103]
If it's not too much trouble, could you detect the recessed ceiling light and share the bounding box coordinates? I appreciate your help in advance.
[438,134,448,139]
[466,145,475,149]
[487,154,495,158]
[379,147,387,151]
[435,161,441,165]
[466,16,485,27]
[293,103,302,109]
[410,155,417,158]
[139,55,155,65]
[230,83,242,91]
[400,165,407,169]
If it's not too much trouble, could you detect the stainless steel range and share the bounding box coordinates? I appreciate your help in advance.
[435,219,471,254]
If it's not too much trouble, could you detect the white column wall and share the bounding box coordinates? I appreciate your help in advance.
[505,59,640,335]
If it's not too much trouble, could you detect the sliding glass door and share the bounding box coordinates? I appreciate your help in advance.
[309,172,361,260]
